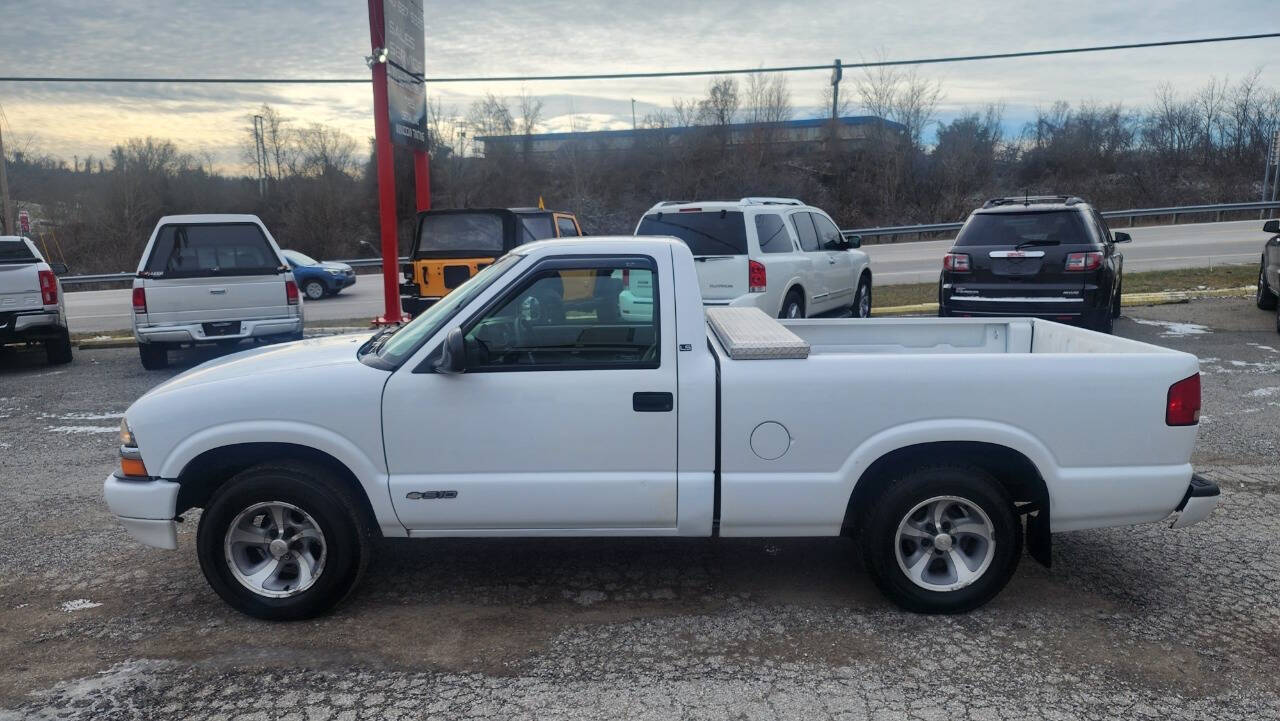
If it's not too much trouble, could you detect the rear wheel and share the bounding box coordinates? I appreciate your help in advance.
[779,290,804,319]
[45,330,73,365]
[1090,308,1114,334]
[1274,297,1280,335]
[1257,258,1277,310]
[1111,278,1123,319]
[138,342,168,370]
[852,276,872,318]
[860,464,1021,614]
[303,280,326,301]
[196,461,371,621]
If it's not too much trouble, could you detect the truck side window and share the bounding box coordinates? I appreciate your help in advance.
[755,213,794,254]
[463,261,659,370]
[556,216,581,237]
[791,213,821,252]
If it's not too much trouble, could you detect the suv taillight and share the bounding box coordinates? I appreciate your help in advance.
[748,260,766,293]
[38,269,58,305]
[286,280,299,305]
[131,287,147,313]
[1166,374,1201,426]
[942,253,970,272]
[1065,251,1103,272]
[622,268,631,289]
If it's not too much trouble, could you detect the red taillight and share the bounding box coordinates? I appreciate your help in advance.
[1065,251,1103,272]
[943,253,970,272]
[38,269,58,305]
[131,287,147,313]
[748,260,766,293]
[1166,373,1201,426]
[285,280,299,305]
[621,268,630,289]
[677,207,703,213]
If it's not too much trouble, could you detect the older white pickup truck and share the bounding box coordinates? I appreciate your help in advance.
[0,236,72,364]
[103,237,1218,620]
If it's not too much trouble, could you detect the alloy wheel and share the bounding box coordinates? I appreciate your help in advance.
[894,495,996,592]
[224,501,327,598]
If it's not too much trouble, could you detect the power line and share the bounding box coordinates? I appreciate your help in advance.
[0,32,1276,86]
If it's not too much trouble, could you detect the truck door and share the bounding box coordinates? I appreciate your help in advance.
[381,253,679,531]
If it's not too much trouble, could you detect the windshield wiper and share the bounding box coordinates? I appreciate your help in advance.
[645,218,742,255]
[1014,239,1060,250]
[358,325,399,357]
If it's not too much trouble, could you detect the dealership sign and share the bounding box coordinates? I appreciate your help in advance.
[383,0,428,149]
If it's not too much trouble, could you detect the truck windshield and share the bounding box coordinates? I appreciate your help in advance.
[637,211,747,255]
[954,211,1089,247]
[418,213,505,255]
[371,253,523,366]
[0,239,38,263]
[143,223,281,277]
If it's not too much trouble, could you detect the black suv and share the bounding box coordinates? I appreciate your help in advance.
[938,196,1130,333]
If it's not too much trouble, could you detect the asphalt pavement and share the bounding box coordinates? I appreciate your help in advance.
[1,298,1277,720]
[64,219,1271,333]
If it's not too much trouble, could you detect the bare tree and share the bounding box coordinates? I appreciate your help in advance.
[698,77,740,126]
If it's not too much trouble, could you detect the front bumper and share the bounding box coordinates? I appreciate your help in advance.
[1170,473,1220,529]
[103,473,181,549]
[134,316,302,345]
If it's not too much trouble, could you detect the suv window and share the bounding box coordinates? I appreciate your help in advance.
[953,211,1091,247]
[519,215,556,244]
[419,213,505,254]
[0,239,37,264]
[791,213,821,252]
[464,260,659,370]
[637,211,747,256]
[754,213,793,254]
[143,223,280,277]
[555,216,580,237]
[1088,210,1113,243]
[811,213,846,250]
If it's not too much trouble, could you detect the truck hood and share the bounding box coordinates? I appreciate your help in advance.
[145,333,375,398]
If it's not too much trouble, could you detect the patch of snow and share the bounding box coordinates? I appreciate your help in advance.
[45,425,119,434]
[1130,318,1211,337]
[1246,387,1280,398]
[60,599,102,612]
[1247,343,1278,354]
[42,411,124,421]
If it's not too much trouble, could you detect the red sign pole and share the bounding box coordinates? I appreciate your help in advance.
[367,0,403,324]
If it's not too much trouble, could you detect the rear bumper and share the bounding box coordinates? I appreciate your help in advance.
[400,294,440,317]
[0,309,65,341]
[134,316,302,344]
[1170,473,1220,529]
[103,473,180,550]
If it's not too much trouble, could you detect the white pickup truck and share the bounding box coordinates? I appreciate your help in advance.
[103,236,1218,620]
[0,235,72,364]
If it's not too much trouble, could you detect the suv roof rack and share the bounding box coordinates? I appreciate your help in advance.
[982,195,1084,209]
[740,197,804,206]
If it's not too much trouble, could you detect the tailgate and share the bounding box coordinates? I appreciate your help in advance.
[0,264,43,312]
[693,255,748,301]
[141,275,291,324]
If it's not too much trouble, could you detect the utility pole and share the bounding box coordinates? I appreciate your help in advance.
[252,114,267,198]
[0,122,12,236]
[829,58,843,149]
[631,98,637,131]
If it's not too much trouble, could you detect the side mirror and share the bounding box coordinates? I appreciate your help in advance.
[847,234,862,249]
[434,327,468,374]
[1112,231,1131,244]
[1264,220,1280,234]
[48,262,69,275]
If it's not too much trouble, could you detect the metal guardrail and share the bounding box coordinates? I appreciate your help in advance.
[844,200,1280,241]
[59,200,1280,285]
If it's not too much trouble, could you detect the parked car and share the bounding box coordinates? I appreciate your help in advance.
[282,250,355,301]
[400,207,583,316]
[1255,219,1280,333]
[635,198,872,319]
[103,236,1216,621]
[938,196,1129,333]
[131,214,303,370]
[0,235,72,364]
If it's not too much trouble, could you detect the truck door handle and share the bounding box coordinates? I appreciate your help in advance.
[209,288,227,294]
[633,392,673,412]
[827,257,837,264]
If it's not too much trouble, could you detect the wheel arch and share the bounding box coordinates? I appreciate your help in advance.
[779,283,806,315]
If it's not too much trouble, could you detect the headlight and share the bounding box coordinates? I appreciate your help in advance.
[119,418,136,447]
[326,268,343,275]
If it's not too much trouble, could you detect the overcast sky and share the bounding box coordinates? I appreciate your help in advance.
[1,0,1277,173]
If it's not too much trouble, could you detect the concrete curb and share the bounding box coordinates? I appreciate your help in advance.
[870,286,1254,317]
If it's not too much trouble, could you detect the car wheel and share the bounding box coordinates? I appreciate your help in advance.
[779,290,804,319]
[1111,278,1123,319]
[196,461,371,621]
[45,329,73,365]
[1092,310,1114,334]
[851,276,872,318]
[1275,296,1280,335]
[303,280,326,301]
[1257,258,1277,310]
[860,464,1021,614]
[138,342,169,370]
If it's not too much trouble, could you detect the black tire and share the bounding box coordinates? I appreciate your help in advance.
[1274,297,1280,335]
[1088,308,1114,334]
[1111,278,1123,319]
[1257,258,1277,310]
[197,461,371,621]
[138,342,169,370]
[45,330,73,365]
[852,276,872,318]
[859,464,1022,614]
[779,290,804,319]
[303,280,327,302]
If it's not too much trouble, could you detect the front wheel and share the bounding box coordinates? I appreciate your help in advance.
[852,276,872,318]
[303,280,327,301]
[197,462,370,621]
[1258,258,1277,310]
[860,464,1022,614]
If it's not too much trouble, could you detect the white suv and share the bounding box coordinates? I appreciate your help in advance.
[131,214,303,370]
[634,198,872,318]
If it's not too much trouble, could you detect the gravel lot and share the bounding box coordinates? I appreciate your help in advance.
[2,298,1277,720]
